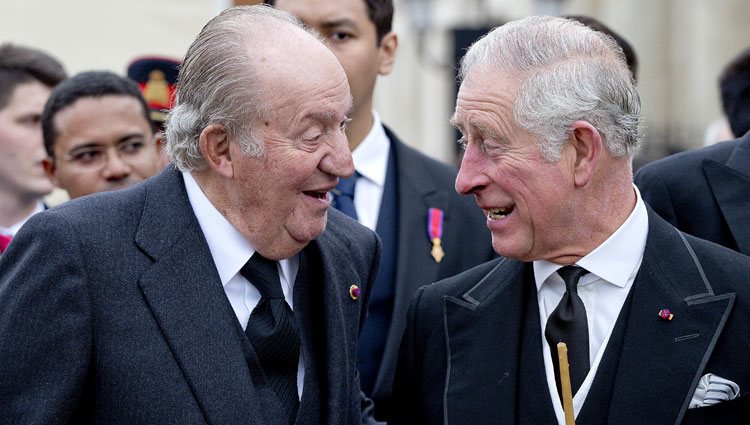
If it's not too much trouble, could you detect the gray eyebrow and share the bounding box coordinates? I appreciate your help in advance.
[449,114,461,130]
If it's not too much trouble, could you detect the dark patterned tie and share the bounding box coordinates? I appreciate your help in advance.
[241,253,299,424]
[545,265,590,399]
[333,173,358,220]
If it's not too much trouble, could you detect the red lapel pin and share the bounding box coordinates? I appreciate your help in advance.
[658,308,674,321]
[349,284,360,300]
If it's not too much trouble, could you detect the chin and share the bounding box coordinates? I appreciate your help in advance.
[292,220,327,244]
[491,239,530,261]
[28,185,53,197]
[304,222,327,242]
[269,228,325,260]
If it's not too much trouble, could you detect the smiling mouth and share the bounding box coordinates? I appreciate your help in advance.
[488,206,514,219]
[304,190,328,200]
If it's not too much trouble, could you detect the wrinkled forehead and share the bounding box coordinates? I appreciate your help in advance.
[456,68,521,111]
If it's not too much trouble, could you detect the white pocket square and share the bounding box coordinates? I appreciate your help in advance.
[689,373,740,409]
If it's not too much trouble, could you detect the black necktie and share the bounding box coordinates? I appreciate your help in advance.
[544,265,590,399]
[333,173,358,220]
[241,253,300,424]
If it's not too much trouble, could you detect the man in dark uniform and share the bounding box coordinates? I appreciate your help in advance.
[635,47,750,255]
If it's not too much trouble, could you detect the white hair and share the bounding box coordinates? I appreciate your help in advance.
[166,5,307,171]
[460,15,641,161]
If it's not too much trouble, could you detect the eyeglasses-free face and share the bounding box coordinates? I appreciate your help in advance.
[0,81,55,200]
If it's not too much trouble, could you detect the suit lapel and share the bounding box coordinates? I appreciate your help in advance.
[311,229,364,424]
[606,211,735,425]
[391,131,445,304]
[378,133,449,391]
[135,168,275,425]
[703,136,750,254]
[443,258,525,425]
[516,266,558,425]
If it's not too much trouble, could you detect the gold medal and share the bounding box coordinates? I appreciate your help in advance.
[431,237,445,263]
[427,208,445,263]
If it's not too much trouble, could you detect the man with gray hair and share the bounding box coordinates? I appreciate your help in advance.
[0,5,380,424]
[391,15,750,425]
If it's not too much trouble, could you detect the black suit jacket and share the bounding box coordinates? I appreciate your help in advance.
[368,127,494,418]
[0,167,380,425]
[391,209,750,424]
[635,131,750,255]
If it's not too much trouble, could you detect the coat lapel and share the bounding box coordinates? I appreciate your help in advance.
[376,131,448,394]
[443,258,525,425]
[605,211,735,425]
[135,168,277,425]
[391,132,445,308]
[311,227,365,424]
[516,266,558,425]
[703,136,750,254]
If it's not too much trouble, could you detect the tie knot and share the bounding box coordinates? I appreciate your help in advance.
[335,173,358,197]
[558,265,589,293]
[241,253,284,299]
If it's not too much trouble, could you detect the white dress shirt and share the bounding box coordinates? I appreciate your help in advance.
[183,172,304,396]
[350,110,390,232]
[534,186,649,424]
[0,200,45,236]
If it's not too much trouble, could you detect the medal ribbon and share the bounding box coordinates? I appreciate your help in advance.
[427,208,444,242]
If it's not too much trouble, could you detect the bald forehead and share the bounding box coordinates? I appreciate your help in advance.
[249,24,337,76]
[244,19,324,61]
[205,7,322,57]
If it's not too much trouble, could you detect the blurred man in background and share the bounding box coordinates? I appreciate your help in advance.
[0,43,66,248]
[636,46,750,255]
[719,47,750,139]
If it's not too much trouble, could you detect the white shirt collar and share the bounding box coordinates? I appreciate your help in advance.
[351,110,389,188]
[534,185,649,290]
[1,200,45,236]
[183,171,294,287]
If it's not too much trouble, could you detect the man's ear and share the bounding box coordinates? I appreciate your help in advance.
[198,124,234,178]
[377,32,398,76]
[568,120,602,187]
[153,132,170,169]
[41,157,60,187]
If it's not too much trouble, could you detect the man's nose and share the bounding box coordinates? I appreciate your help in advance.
[101,149,131,179]
[455,144,486,195]
[322,130,354,178]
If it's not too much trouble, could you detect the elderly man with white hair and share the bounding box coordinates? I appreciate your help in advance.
[390,15,750,425]
[0,5,381,424]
